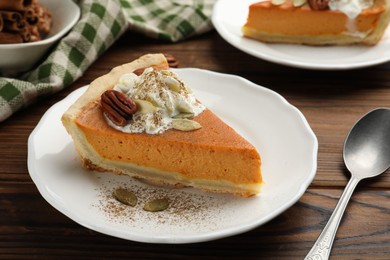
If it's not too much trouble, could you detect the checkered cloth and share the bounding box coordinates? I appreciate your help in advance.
[0,0,215,122]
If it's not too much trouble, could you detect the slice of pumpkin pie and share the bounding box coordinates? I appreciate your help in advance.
[62,54,262,197]
[242,0,390,45]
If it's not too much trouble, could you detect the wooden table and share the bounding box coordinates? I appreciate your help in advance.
[1,31,389,259]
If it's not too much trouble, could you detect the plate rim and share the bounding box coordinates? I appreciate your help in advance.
[212,0,390,70]
[28,68,318,243]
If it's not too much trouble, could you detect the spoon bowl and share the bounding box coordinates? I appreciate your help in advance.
[344,108,390,178]
[306,108,390,260]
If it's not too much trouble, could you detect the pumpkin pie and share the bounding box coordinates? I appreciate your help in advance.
[242,0,390,45]
[62,54,262,197]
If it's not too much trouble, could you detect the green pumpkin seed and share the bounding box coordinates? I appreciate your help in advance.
[172,118,201,131]
[143,198,170,212]
[113,188,137,207]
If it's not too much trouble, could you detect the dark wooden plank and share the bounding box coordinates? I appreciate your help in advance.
[0,186,388,259]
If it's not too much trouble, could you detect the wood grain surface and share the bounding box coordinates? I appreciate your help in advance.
[1,31,389,259]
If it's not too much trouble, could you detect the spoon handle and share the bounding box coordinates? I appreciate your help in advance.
[305,176,360,260]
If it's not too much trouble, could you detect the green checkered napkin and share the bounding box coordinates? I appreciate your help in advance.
[0,0,215,122]
[121,0,215,42]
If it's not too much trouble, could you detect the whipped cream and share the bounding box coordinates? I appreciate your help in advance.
[329,0,373,36]
[106,68,205,134]
[329,0,373,19]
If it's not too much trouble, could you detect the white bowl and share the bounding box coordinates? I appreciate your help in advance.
[0,0,80,76]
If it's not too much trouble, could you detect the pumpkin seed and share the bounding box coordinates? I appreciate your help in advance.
[113,188,137,207]
[161,70,171,76]
[271,0,286,5]
[173,112,194,119]
[164,77,181,92]
[172,118,201,131]
[134,99,157,114]
[143,198,170,212]
[292,0,306,6]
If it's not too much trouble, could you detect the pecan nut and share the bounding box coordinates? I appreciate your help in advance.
[133,68,146,76]
[308,0,329,10]
[100,90,137,126]
[132,54,178,76]
[164,53,179,68]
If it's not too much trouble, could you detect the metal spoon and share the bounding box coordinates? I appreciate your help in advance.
[305,108,390,260]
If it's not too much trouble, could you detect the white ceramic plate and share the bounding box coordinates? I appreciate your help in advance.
[212,0,390,70]
[28,69,318,244]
